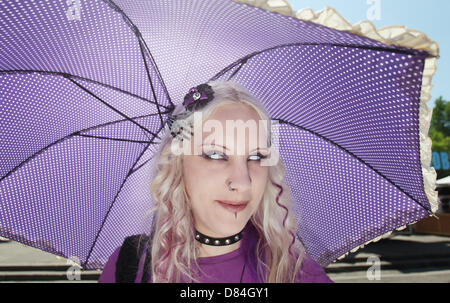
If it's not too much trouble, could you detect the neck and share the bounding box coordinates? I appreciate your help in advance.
[197,240,241,258]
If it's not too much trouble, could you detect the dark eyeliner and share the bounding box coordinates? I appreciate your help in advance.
[202,151,267,161]
[201,151,226,161]
[257,152,268,159]
[250,152,268,161]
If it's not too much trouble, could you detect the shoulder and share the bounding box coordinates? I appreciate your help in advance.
[98,246,121,283]
[295,253,334,283]
[98,234,150,283]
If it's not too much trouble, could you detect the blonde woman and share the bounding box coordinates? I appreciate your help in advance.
[98,80,333,283]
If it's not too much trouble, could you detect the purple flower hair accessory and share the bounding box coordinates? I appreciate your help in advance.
[182,83,215,111]
[167,83,215,140]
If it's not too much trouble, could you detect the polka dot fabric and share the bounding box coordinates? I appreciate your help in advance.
[0,0,437,269]
[277,124,429,266]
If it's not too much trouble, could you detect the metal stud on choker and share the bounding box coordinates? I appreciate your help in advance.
[194,229,243,246]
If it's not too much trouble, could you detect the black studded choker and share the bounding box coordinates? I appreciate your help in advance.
[194,229,244,246]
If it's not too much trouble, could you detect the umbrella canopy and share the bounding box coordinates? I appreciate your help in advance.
[0,0,439,269]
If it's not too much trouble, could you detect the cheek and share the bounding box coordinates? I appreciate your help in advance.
[250,166,269,205]
[251,165,269,187]
[182,158,217,204]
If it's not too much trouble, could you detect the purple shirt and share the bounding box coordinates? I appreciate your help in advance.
[98,223,333,283]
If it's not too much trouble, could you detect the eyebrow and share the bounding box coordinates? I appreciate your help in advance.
[201,143,267,153]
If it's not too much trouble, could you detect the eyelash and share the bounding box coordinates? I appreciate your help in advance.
[202,151,268,161]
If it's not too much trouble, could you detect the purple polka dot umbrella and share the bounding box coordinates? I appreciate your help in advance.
[0,0,439,269]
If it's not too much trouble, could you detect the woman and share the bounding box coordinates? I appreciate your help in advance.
[98,80,333,283]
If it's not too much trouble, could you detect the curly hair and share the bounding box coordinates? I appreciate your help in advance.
[146,80,305,282]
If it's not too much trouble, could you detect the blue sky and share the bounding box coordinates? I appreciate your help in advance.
[289,0,449,108]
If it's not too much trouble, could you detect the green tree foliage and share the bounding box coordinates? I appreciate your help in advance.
[430,96,450,152]
[429,96,450,178]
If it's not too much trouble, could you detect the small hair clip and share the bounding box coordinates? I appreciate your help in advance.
[167,110,194,141]
[167,83,215,141]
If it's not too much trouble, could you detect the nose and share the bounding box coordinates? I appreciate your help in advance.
[227,159,252,193]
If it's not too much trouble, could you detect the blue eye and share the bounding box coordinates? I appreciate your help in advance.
[202,151,267,161]
[249,153,268,161]
[202,151,227,161]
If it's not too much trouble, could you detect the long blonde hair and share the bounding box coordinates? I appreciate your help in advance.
[147,80,305,282]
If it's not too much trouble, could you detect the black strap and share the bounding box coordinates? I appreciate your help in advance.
[140,243,152,283]
[115,234,151,283]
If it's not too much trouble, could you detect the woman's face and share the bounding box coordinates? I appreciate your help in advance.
[182,103,270,237]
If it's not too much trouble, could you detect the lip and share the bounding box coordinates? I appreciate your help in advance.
[217,200,250,206]
[216,200,249,213]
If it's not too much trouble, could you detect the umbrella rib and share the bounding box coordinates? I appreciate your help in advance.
[295,231,312,256]
[84,119,167,268]
[74,110,171,136]
[101,0,174,109]
[0,135,71,184]
[76,134,155,145]
[0,69,172,111]
[128,158,152,176]
[276,118,433,215]
[211,41,435,82]
[134,22,174,112]
[66,77,161,141]
[125,127,168,177]
[210,42,434,215]
[228,57,249,80]
[83,138,158,268]
[0,127,159,268]
[138,38,164,129]
[83,143,150,268]
[0,112,162,183]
